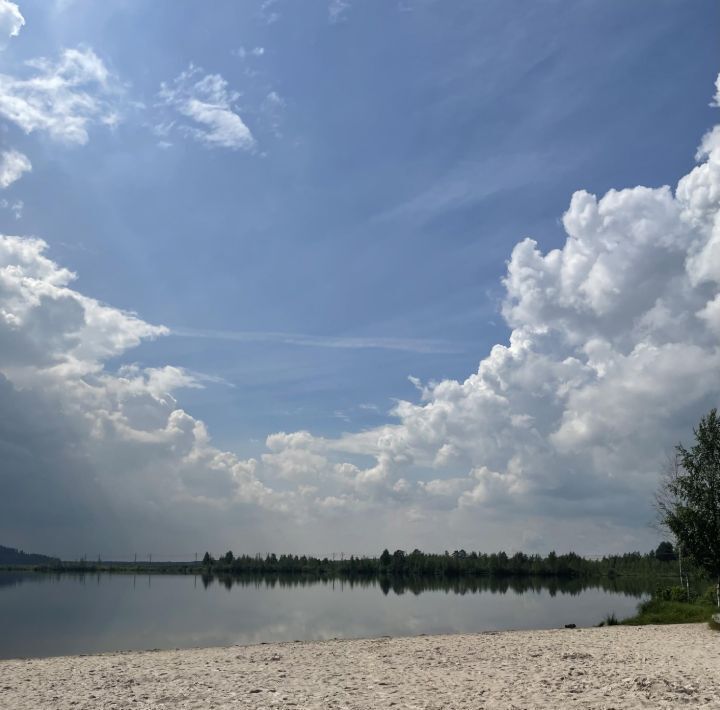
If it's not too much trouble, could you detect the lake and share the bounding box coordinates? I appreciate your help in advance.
[0,572,652,659]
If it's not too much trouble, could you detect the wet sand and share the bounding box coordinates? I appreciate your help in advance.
[1,623,719,709]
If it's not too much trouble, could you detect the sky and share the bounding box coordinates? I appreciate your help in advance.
[0,0,719,559]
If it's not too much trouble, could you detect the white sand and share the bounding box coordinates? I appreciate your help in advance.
[1,624,719,709]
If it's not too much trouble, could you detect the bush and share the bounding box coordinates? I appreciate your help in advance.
[701,586,718,605]
[653,585,696,603]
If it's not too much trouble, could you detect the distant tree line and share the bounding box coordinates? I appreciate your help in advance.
[197,544,682,581]
[1,544,686,583]
[0,545,60,566]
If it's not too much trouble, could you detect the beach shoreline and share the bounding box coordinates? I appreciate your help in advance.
[2,624,719,709]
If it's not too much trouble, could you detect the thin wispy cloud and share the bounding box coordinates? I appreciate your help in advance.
[232,46,265,60]
[0,197,23,218]
[328,0,351,24]
[169,327,461,354]
[259,0,280,25]
[373,153,551,229]
[262,90,285,137]
[158,65,255,151]
[0,47,120,144]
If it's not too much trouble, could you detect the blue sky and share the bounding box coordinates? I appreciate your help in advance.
[1,0,720,555]
[5,0,715,454]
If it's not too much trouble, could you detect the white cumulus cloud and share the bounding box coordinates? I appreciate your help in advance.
[0,149,30,188]
[0,235,288,554]
[0,0,23,45]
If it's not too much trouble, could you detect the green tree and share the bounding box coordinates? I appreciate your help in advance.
[657,409,720,607]
[391,549,406,574]
[654,541,676,561]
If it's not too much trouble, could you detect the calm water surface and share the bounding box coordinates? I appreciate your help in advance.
[0,572,651,659]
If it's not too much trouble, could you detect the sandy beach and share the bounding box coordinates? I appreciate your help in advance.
[1,624,718,709]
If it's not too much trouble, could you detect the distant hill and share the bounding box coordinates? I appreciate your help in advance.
[0,545,60,566]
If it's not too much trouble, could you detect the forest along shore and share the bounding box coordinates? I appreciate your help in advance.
[1,624,718,709]
[4,545,684,580]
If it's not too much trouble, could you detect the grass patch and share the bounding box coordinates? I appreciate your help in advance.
[622,598,717,625]
[596,612,620,627]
